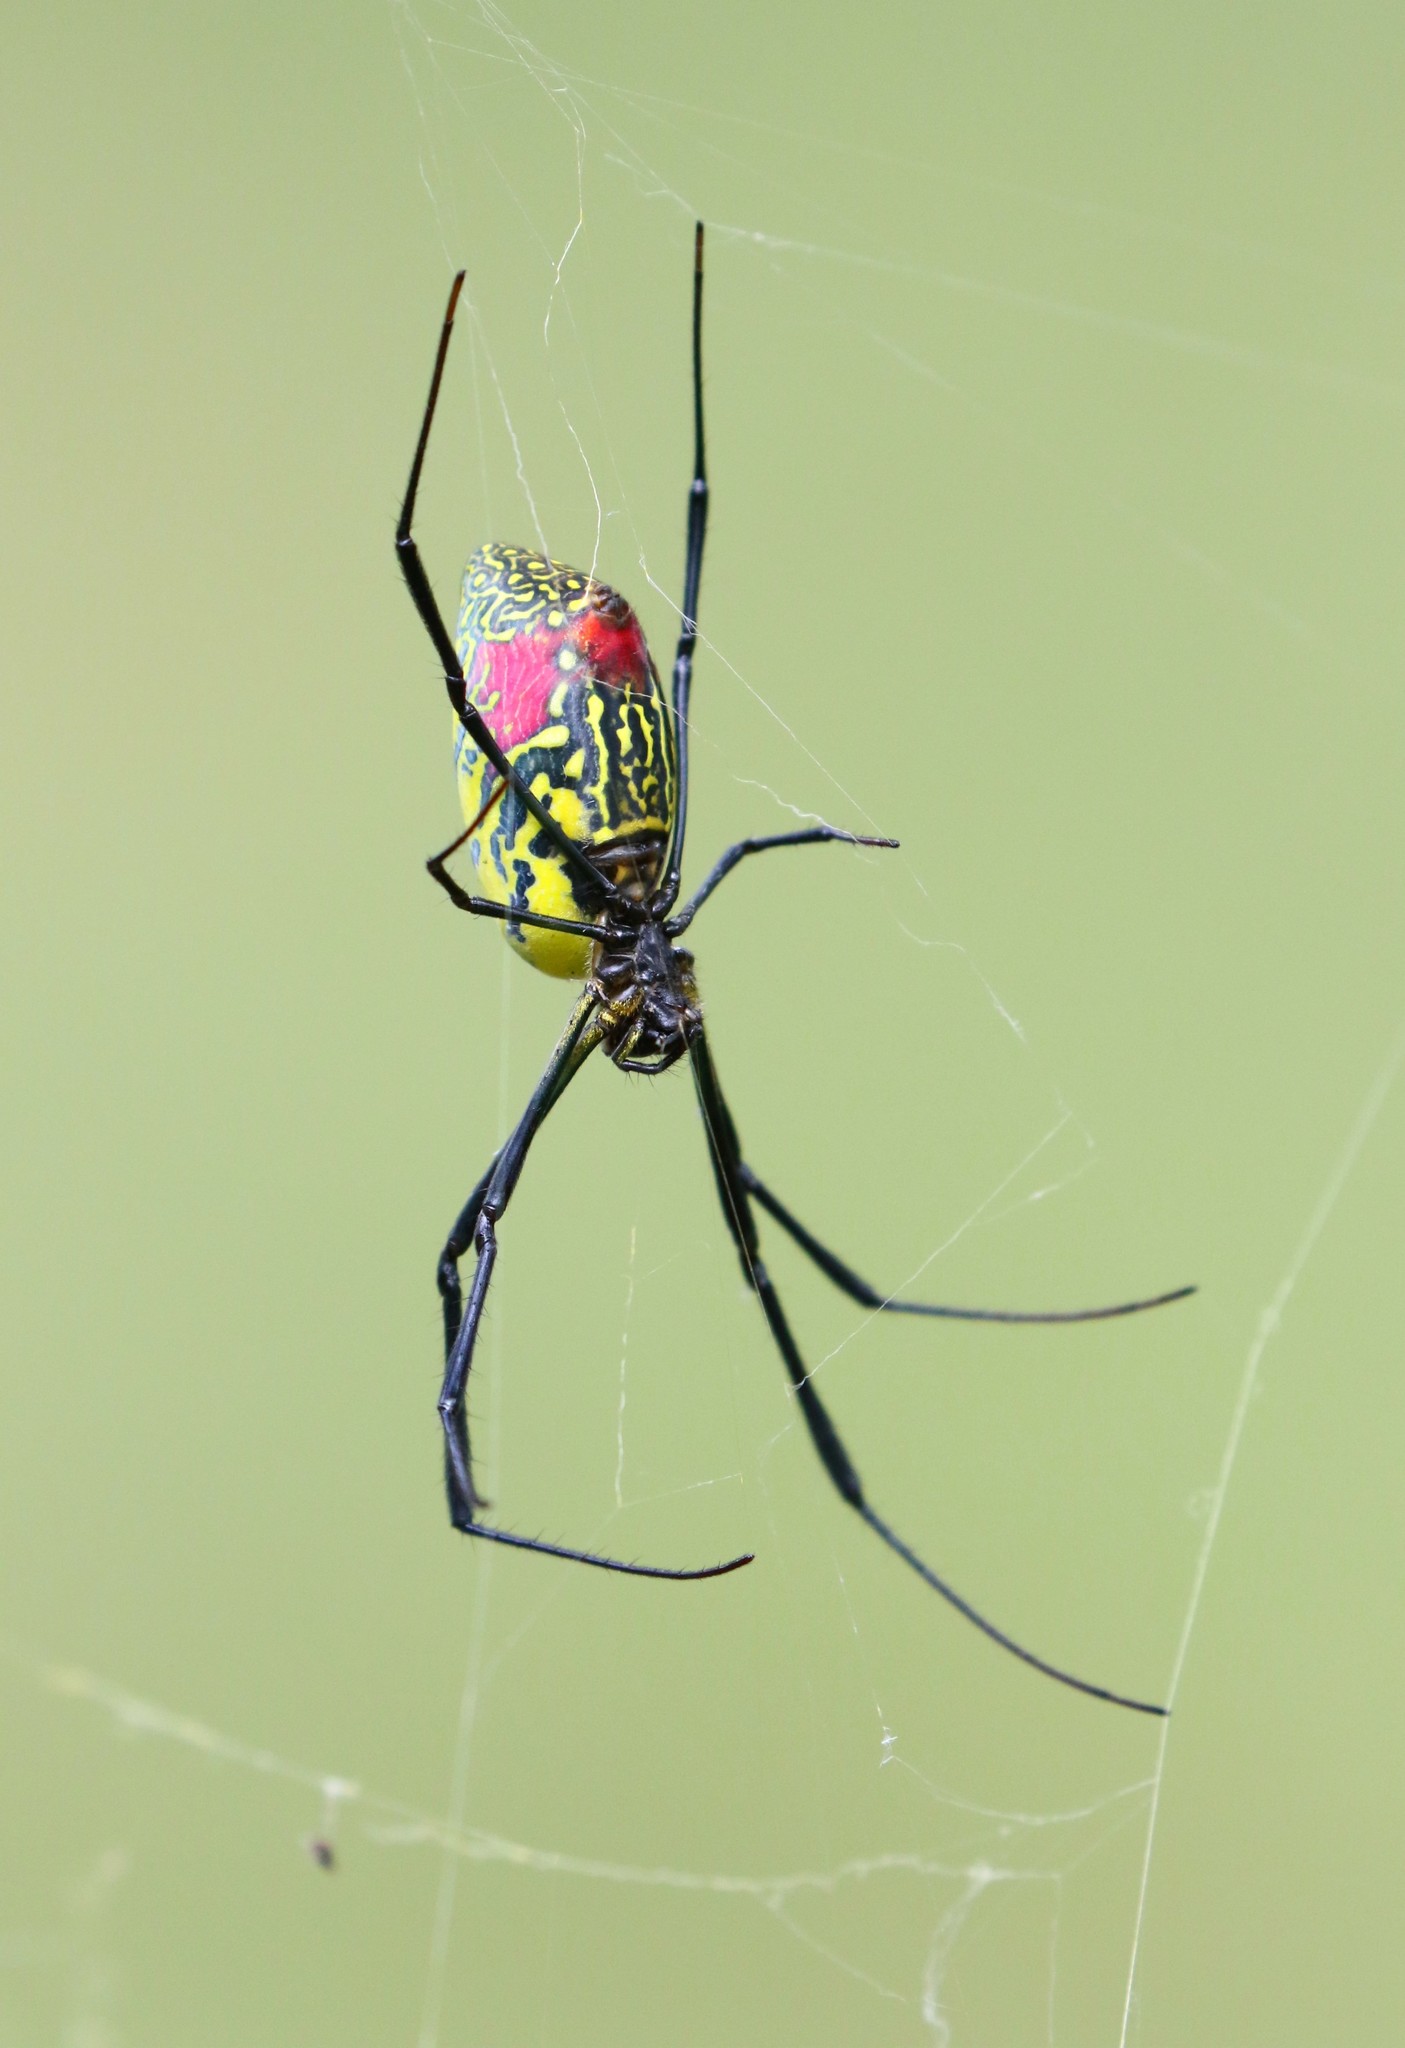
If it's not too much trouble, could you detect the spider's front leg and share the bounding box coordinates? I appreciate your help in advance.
[687,1026,1167,1715]
[435,994,752,1584]
[436,994,598,1525]
[737,1165,1195,1325]
[436,1162,497,1519]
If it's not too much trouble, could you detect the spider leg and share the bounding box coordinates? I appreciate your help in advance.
[688,1027,1167,1714]
[396,272,622,911]
[437,994,752,1584]
[667,827,899,935]
[426,828,614,944]
[739,1165,1195,1324]
[653,223,709,917]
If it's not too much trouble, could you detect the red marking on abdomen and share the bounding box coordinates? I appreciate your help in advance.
[573,611,652,691]
[473,630,562,748]
[471,613,655,751]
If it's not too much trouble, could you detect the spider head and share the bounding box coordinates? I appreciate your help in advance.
[593,919,702,1074]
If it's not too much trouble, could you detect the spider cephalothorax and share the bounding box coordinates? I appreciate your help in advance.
[394,223,1195,1716]
[592,917,702,1074]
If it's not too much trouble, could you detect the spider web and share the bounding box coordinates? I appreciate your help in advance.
[5,5,1404,2044]
[3,1043,1397,2040]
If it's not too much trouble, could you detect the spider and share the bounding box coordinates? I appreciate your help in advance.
[395,224,1193,1717]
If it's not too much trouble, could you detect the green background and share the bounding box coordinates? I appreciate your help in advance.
[4,3,1403,2042]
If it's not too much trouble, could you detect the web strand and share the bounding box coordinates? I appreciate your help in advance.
[1116,1021,1405,2044]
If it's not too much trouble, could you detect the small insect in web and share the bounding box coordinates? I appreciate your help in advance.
[395,225,1195,1717]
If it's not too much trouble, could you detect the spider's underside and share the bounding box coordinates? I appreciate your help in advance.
[395,226,1194,1716]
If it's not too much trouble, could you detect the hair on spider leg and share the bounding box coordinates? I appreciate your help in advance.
[394,220,1193,1714]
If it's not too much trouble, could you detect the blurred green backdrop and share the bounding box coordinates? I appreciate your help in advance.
[4,3,1404,2043]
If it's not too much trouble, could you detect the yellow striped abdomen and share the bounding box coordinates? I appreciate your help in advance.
[453,544,676,978]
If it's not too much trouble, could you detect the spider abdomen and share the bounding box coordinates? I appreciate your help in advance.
[452,543,676,978]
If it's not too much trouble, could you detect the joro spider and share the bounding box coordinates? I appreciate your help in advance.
[395,225,1193,1717]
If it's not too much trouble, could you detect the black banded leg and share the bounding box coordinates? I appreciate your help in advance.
[426,829,611,945]
[668,827,899,935]
[436,1004,595,1531]
[395,272,622,910]
[654,222,709,916]
[436,1156,496,1509]
[688,1027,1166,1716]
[739,1166,1196,1325]
[437,996,752,1584]
[437,992,598,1429]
